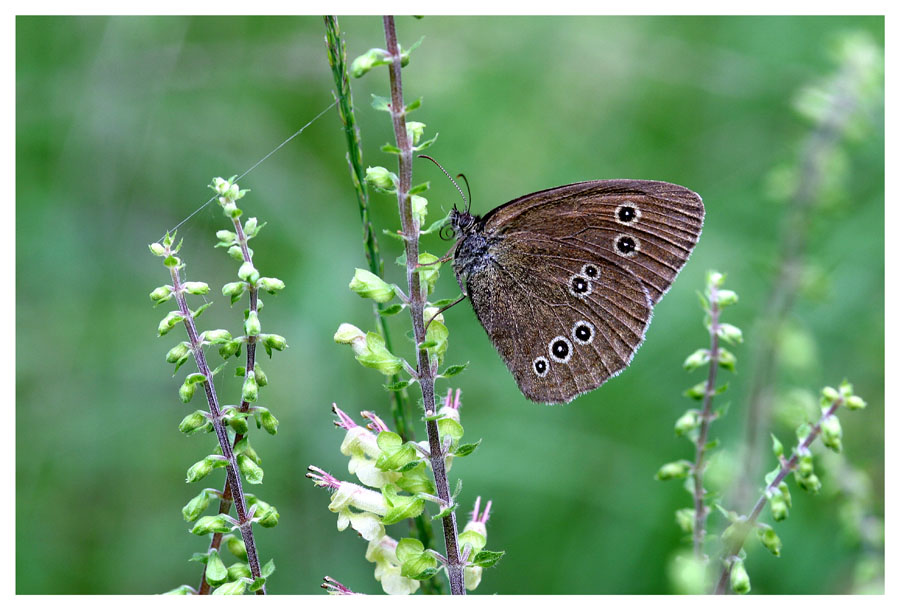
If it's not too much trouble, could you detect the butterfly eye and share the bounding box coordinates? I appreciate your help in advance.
[581,264,599,279]
[615,234,640,257]
[568,274,592,298]
[532,356,549,377]
[572,320,595,345]
[615,203,641,225]
[548,336,573,363]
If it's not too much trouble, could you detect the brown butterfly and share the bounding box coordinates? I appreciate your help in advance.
[449,180,704,404]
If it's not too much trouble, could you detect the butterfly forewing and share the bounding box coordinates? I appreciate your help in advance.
[481,180,704,303]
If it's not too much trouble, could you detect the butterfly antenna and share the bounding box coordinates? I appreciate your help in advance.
[417,154,469,212]
[456,173,473,214]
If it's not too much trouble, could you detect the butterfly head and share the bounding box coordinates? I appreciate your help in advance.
[447,206,478,240]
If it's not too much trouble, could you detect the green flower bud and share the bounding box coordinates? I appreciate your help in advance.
[257,277,285,294]
[158,311,185,336]
[349,268,396,303]
[365,166,397,192]
[204,549,228,585]
[202,329,232,344]
[411,194,428,226]
[179,379,197,403]
[222,281,246,300]
[242,373,259,403]
[244,311,261,337]
[254,502,280,528]
[846,395,867,410]
[797,453,814,477]
[779,481,792,508]
[186,457,215,483]
[406,121,426,145]
[226,245,244,261]
[182,489,211,522]
[839,380,854,398]
[757,525,782,556]
[253,363,268,386]
[178,410,209,435]
[821,386,840,403]
[730,558,751,594]
[351,332,403,375]
[708,271,725,288]
[211,177,231,194]
[821,414,843,452]
[770,492,789,521]
[675,507,695,533]
[717,348,737,371]
[334,323,365,344]
[350,48,387,78]
[655,460,692,481]
[796,471,822,493]
[182,281,209,295]
[674,410,700,436]
[150,285,173,304]
[224,535,248,561]
[717,323,743,344]
[238,262,259,283]
[212,580,246,595]
[238,454,264,484]
[243,217,259,236]
[227,563,252,581]
[425,319,449,363]
[417,253,440,294]
[716,289,739,307]
[219,340,242,359]
[227,412,249,435]
[683,349,710,371]
[260,333,287,352]
[149,242,167,256]
[166,341,191,364]
[256,406,279,435]
[215,229,237,244]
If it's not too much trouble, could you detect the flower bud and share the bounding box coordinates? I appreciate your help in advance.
[675,508,695,533]
[846,395,867,410]
[365,166,397,192]
[202,329,232,344]
[191,514,233,536]
[253,363,268,386]
[166,341,191,364]
[182,489,211,522]
[158,311,185,336]
[757,525,782,556]
[349,268,396,303]
[821,414,843,453]
[730,558,751,594]
[797,452,814,477]
[350,48,386,78]
[211,177,231,194]
[149,242,167,256]
[227,563,252,581]
[717,348,737,371]
[655,460,692,480]
[406,121,426,145]
[334,323,365,344]
[215,229,237,244]
[254,503,280,528]
[796,471,821,493]
[178,410,209,435]
[227,412,249,435]
[243,217,259,236]
[770,492,789,521]
[150,285,173,303]
[242,373,259,403]
[411,195,428,226]
[186,456,219,482]
[716,289,739,307]
[347,332,403,375]
[261,333,287,352]
[717,323,743,344]
[255,406,279,435]
[179,379,196,403]
[238,262,259,283]
[257,277,285,294]
[674,410,700,436]
[683,349,710,371]
[821,386,840,403]
[227,245,244,261]
[212,580,246,595]
[222,281,246,301]
[224,535,248,560]
[708,271,725,289]
[238,454,264,484]
[244,311,261,337]
[182,281,209,295]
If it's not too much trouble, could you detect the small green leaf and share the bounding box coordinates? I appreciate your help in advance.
[409,181,430,195]
[440,362,469,378]
[471,550,505,568]
[379,303,406,316]
[454,440,481,457]
[371,94,391,112]
[381,143,401,154]
[383,379,412,392]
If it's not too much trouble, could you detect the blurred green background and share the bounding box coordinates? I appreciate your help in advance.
[16,16,883,594]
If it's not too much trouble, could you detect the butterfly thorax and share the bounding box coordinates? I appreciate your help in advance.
[450,208,495,292]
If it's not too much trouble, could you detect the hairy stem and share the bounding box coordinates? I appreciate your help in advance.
[691,283,721,558]
[714,396,845,594]
[323,15,413,442]
[323,15,438,592]
[383,15,464,595]
[198,216,264,595]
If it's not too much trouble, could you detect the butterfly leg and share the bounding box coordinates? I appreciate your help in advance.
[424,293,467,333]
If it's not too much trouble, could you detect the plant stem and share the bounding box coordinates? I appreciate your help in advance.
[324,15,439,592]
[168,262,264,593]
[382,15,465,596]
[691,283,721,558]
[323,15,413,442]
[198,215,265,594]
[713,395,845,594]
